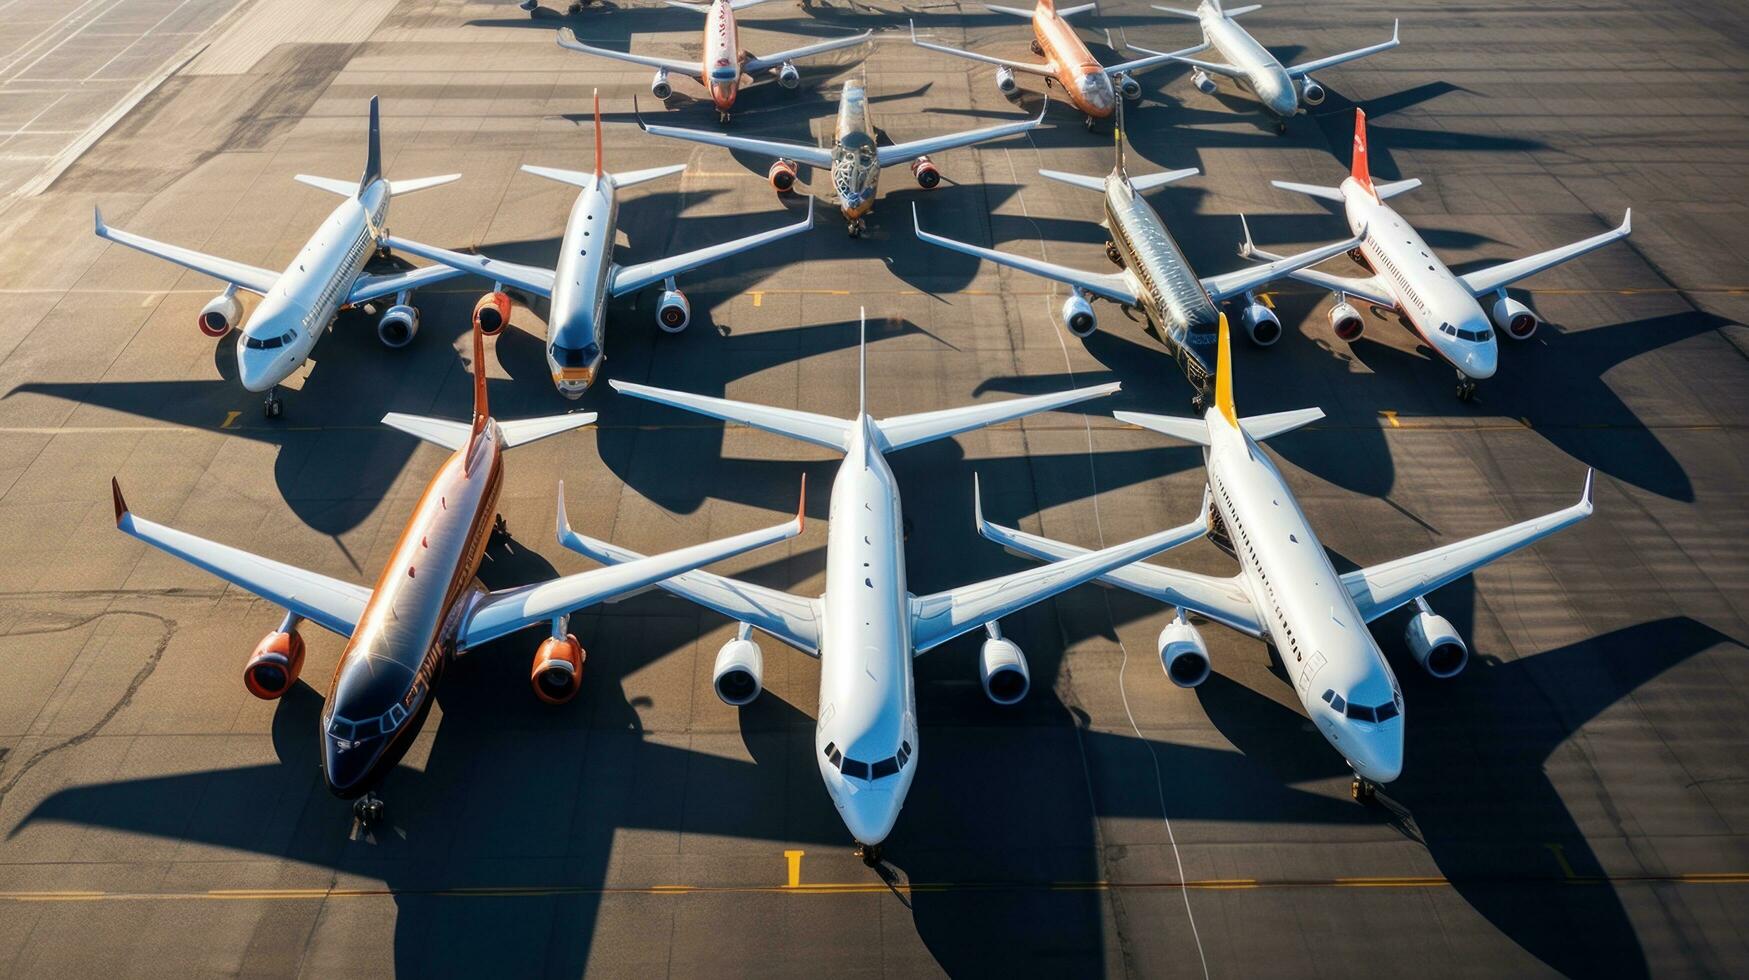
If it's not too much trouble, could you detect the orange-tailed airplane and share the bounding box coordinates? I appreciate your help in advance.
[110,320,805,827]
[911,0,1206,124]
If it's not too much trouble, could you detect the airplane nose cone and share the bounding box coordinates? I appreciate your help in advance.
[1078,73,1115,115]
[1463,342,1498,379]
[838,787,901,846]
[1351,729,1404,784]
[323,734,380,800]
[235,346,276,392]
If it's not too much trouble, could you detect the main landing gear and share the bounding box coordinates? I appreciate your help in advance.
[1276,120,1289,134]
[847,217,866,238]
[718,110,732,124]
[353,793,386,827]
[1455,372,1479,403]
[1191,391,1207,414]
[1105,240,1124,267]
[263,386,283,419]
[1351,776,1378,804]
[856,842,884,867]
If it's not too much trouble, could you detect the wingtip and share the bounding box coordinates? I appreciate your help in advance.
[555,480,570,542]
[796,473,808,533]
[111,477,127,526]
[1620,208,1632,234]
[972,473,985,531]
[1581,468,1595,510]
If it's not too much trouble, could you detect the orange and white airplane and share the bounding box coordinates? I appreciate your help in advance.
[558,0,871,121]
[910,0,1206,124]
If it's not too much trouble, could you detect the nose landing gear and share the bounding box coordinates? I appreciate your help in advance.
[1351,776,1378,803]
[1455,373,1479,402]
[353,793,386,827]
[263,387,283,419]
[856,842,883,867]
[847,217,866,238]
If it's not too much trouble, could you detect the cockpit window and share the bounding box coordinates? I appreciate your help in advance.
[710,65,737,81]
[244,329,298,350]
[1330,693,1346,712]
[872,757,899,778]
[327,718,354,739]
[1375,701,1400,721]
[842,758,870,779]
[1345,703,1377,722]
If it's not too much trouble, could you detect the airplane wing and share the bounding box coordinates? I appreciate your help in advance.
[909,20,1057,76]
[94,208,278,296]
[913,205,1139,305]
[986,1,1095,17]
[1200,227,1362,303]
[875,103,1045,168]
[609,198,814,296]
[874,383,1119,452]
[347,263,469,306]
[974,482,1266,637]
[1132,44,1246,78]
[611,378,853,451]
[379,235,556,299]
[1103,41,1211,78]
[743,30,873,74]
[110,480,369,638]
[635,109,835,168]
[556,28,702,76]
[458,482,806,650]
[911,487,1212,654]
[1457,211,1632,298]
[1285,20,1400,78]
[1234,219,1397,308]
[557,495,824,655]
[1344,470,1595,624]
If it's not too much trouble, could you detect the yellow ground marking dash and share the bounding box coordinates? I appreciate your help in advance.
[785,850,805,888]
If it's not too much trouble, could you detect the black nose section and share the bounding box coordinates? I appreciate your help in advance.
[322,735,381,800]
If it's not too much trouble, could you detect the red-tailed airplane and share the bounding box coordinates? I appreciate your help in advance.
[110,319,805,826]
[558,0,871,121]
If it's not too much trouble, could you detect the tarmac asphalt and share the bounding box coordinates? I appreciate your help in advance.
[0,0,1744,976]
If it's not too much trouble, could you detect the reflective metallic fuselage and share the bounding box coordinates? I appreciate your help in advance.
[1199,9,1298,118]
[1034,7,1115,117]
[703,0,742,110]
[547,177,617,397]
[830,82,881,219]
[1103,173,1219,391]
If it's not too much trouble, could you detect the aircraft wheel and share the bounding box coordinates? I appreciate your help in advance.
[857,843,883,867]
[353,795,385,827]
[262,389,283,419]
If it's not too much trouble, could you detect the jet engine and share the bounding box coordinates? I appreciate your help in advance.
[1490,294,1539,340]
[1061,294,1096,337]
[1115,71,1142,101]
[776,61,800,89]
[473,291,511,336]
[651,68,673,100]
[244,629,306,700]
[1240,300,1282,346]
[768,158,798,193]
[1404,602,1468,679]
[1298,77,1326,106]
[911,155,941,189]
[1330,299,1364,341]
[995,66,1018,95]
[656,287,691,333]
[712,636,764,706]
[377,304,419,348]
[979,633,1031,705]
[531,633,586,704]
[1157,617,1211,688]
[1192,69,1217,95]
[198,291,241,337]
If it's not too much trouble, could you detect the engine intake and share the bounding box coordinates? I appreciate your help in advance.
[1115,71,1142,102]
[1330,300,1364,341]
[1061,294,1096,337]
[1298,77,1326,106]
[911,156,940,190]
[651,69,673,100]
[776,61,800,89]
[768,158,797,193]
[199,291,242,338]
[995,65,1018,95]
[656,288,690,333]
[1157,617,1210,688]
[244,629,306,700]
[1240,300,1282,346]
[473,291,511,336]
[1192,69,1217,95]
[378,305,419,348]
[713,637,764,705]
[1404,606,1468,679]
[531,633,586,704]
[979,634,1030,705]
[1490,294,1538,340]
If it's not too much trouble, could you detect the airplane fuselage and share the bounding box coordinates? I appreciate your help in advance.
[830,82,881,220]
[1034,7,1115,117]
[1341,178,1499,380]
[813,419,920,847]
[1198,10,1297,117]
[320,422,505,798]
[1202,415,1404,782]
[546,177,618,397]
[703,0,742,110]
[237,179,389,393]
[1104,174,1219,394]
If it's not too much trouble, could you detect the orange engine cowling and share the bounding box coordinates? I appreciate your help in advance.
[473,291,512,336]
[531,634,586,704]
[244,630,306,700]
[768,159,798,193]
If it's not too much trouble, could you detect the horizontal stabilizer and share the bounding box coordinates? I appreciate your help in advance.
[1271,179,1345,203]
[382,411,596,451]
[1038,168,1107,192]
[874,382,1118,453]
[1129,166,1201,192]
[1373,178,1421,200]
[1151,4,1201,17]
[1239,407,1323,441]
[498,412,598,449]
[613,380,853,451]
[389,174,462,197]
[294,175,357,197]
[1114,410,1210,445]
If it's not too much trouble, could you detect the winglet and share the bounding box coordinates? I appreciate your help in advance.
[1619,208,1632,235]
[94,206,106,236]
[1579,468,1595,514]
[972,472,985,531]
[592,89,604,178]
[796,473,808,534]
[1351,108,1375,200]
[111,477,128,526]
[1213,312,1237,426]
[360,96,383,192]
[1237,212,1255,258]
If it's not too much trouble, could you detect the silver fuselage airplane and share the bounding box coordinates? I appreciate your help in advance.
[93,97,464,416]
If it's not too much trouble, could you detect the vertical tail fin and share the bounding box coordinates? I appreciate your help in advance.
[1112,97,1127,178]
[1213,312,1236,427]
[465,314,489,467]
[1351,108,1375,199]
[856,307,868,418]
[359,96,383,192]
[593,89,604,178]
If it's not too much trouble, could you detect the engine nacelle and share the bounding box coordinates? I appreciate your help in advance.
[995,65,1018,95]
[911,155,940,190]
[1157,619,1210,688]
[1240,301,1282,346]
[768,158,798,193]
[473,291,511,336]
[531,633,586,704]
[1298,76,1326,106]
[1330,300,1364,341]
[651,68,673,100]
[1192,69,1217,95]
[1404,610,1468,679]
[1115,71,1142,101]
[979,635,1031,705]
[244,630,306,700]
[198,292,242,337]
[378,305,419,348]
[656,288,690,333]
[712,638,764,706]
[776,61,800,89]
[1490,294,1539,340]
[1061,294,1096,337]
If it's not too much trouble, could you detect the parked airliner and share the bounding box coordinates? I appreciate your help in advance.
[557,0,871,121]
[560,315,1210,863]
[1249,109,1632,400]
[94,97,464,417]
[978,314,1595,800]
[383,94,813,398]
[1140,0,1399,130]
[110,319,806,826]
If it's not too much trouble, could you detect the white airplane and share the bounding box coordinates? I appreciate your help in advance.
[556,1,871,122]
[93,97,466,418]
[382,94,815,399]
[1138,0,1400,130]
[977,314,1595,800]
[558,315,1211,863]
[1247,108,1632,400]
